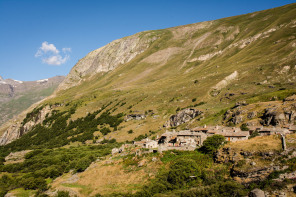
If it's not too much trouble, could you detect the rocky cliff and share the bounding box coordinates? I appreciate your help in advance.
[57,33,158,91]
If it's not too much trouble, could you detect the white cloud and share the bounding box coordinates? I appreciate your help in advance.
[35,41,71,66]
[42,55,69,65]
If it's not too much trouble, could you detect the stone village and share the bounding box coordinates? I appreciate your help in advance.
[112,124,295,154]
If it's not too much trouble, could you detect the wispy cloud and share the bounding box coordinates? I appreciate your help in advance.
[35,41,71,66]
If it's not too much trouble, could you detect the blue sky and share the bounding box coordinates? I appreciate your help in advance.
[0,0,295,81]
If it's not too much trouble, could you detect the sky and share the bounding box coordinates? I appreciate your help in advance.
[0,0,295,81]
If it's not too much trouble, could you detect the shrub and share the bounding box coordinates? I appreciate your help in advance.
[128,130,134,134]
[167,158,201,189]
[75,157,92,172]
[100,127,111,136]
[249,131,260,139]
[56,191,70,197]
[240,123,249,131]
[199,135,225,155]
[192,98,197,102]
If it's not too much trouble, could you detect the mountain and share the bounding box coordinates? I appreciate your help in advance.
[0,3,296,196]
[1,3,296,144]
[0,76,65,127]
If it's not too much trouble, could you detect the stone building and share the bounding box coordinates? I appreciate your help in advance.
[133,138,158,149]
[192,126,249,142]
[158,130,207,152]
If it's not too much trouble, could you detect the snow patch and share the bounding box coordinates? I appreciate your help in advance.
[13,80,23,84]
[37,79,49,83]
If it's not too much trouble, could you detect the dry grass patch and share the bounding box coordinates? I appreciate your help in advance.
[50,158,159,197]
[286,133,296,149]
[225,135,282,152]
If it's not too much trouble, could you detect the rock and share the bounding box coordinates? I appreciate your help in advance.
[235,101,248,107]
[248,111,257,119]
[164,108,203,128]
[125,114,146,121]
[138,159,147,167]
[0,105,54,146]
[112,148,120,155]
[58,32,159,91]
[4,150,32,164]
[261,107,294,126]
[249,188,265,197]
[278,192,286,197]
[152,157,158,162]
[232,115,244,124]
[284,94,296,101]
[250,161,256,166]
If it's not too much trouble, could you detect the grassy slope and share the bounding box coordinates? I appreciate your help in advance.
[39,3,296,142]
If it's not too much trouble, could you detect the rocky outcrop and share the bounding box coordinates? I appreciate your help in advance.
[215,147,242,164]
[164,108,203,128]
[57,32,159,91]
[261,106,296,126]
[125,114,146,121]
[224,96,296,127]
[0,105,53,146]
[4,150,31,164]
[249,188,265,197]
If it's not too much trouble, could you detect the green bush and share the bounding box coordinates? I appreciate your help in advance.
[56,191,70,197]
[128,130,134,134]
[249,131,259,139]
[100,127,111,136]
[199,135,225,155]
[240,123,249,131]
[167,158,201,189]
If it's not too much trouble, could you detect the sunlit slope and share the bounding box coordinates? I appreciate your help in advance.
[42,3,295,135]
[2,3,295,143]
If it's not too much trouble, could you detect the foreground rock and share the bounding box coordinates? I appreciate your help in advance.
[249,188,265,197]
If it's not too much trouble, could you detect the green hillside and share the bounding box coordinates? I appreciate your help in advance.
[0,3,296,197]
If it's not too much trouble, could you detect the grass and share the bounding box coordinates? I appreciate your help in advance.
[225,135,282,152]
[61,183,93,196]
[6,188,35,197]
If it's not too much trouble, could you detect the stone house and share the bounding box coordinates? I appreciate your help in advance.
[133,138,158,149]
[248,126,292,136]
[192,126,249,142]
[158,130,207,152]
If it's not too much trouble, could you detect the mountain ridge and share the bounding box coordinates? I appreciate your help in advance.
[0,75,65,127]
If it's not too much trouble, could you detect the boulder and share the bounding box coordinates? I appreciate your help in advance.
[138,159,147,167]
[232,115,244,124]
[164,108,203,128]
[248,111,257,119]
[125,114,146,121]
[249,188,265,197]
